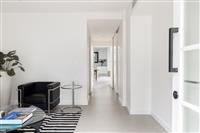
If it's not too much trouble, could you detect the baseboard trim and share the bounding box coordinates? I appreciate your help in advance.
[126,104,131,114]
[118,96,126,107]
[119,97,122,106]
[151,112,171,132]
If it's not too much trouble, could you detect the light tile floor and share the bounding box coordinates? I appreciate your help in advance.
[75,77,166,133]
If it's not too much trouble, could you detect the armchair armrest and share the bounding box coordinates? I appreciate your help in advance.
[18,82,35,106]
[47,82,60,90]
[47,82,60,100]
[47,82,60,99]
[47,82,60,113]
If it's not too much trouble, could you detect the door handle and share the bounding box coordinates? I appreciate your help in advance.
[169,27,179,72]
[173,91,179,99]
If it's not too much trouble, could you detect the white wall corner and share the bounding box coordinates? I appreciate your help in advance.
[122,98,126,107]
[119,96,126,107]
[126,104,131,114]
[118,96,125,106]
[151,112,171,132]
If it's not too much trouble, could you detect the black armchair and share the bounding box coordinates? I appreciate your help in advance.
[18,82,60,113]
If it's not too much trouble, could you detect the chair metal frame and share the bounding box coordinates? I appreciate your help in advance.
[18,85,60,114]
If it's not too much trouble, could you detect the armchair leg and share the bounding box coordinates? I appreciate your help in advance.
[48,90,51,114]
[18,89,22,107]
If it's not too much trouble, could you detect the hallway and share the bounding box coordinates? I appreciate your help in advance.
[76,77,166,132]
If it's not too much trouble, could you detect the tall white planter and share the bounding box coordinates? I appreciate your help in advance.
[0,72,12,110]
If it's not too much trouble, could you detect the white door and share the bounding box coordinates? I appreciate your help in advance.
[172,0,200,132]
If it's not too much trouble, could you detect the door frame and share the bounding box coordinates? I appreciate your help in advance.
[87,17,128,107]
[172,0,200,132]
[89,42,114,95]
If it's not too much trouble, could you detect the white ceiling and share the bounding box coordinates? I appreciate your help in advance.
[2,1,132,12]
[88,19,121,43]
[3,0,132,1]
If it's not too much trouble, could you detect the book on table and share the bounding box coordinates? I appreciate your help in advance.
[0,123,22,129]
[10,106,36,113]
[0,111,33,125]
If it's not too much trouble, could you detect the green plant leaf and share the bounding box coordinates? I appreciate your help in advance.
[0,52,4,58]
[16,61,22,65]
[11,55,19,60]
[0,59,5,65]
[7,50,16,56]
[7,69,15,76]
[6,58,13,61]
[12,62,19,66]
[0,50,25,76]
[19,66,25,71]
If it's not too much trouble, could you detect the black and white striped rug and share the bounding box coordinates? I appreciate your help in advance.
[39,113,81,133]
[14,112,81,133]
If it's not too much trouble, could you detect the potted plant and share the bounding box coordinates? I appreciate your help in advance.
[0,50,25,108]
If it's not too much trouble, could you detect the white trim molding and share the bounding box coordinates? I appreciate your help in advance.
[151,112,171,132]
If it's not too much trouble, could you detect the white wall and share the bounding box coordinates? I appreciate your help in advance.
[87,25,91,100]
[124,9,131,110]
[113,31,119,93]
[0,73,13,109]
[130,16,152,114]
[90,46,94,93]
[107,47,112,74]
[2,11,122,107]
[130,1,173,131]
[116,24,124,105]
[111,22,126,106]
[3,13,88,105]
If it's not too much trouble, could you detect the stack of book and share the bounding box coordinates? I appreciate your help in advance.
[0,106,36,125]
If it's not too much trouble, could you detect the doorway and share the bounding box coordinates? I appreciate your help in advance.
[87,19,122,98]
[92,46,112,92]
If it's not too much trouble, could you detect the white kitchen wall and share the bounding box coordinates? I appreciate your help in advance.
[2,11,122,106]
[130,1,173,131]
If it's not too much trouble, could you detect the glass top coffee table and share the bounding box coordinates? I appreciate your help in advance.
[0,104,46,133]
